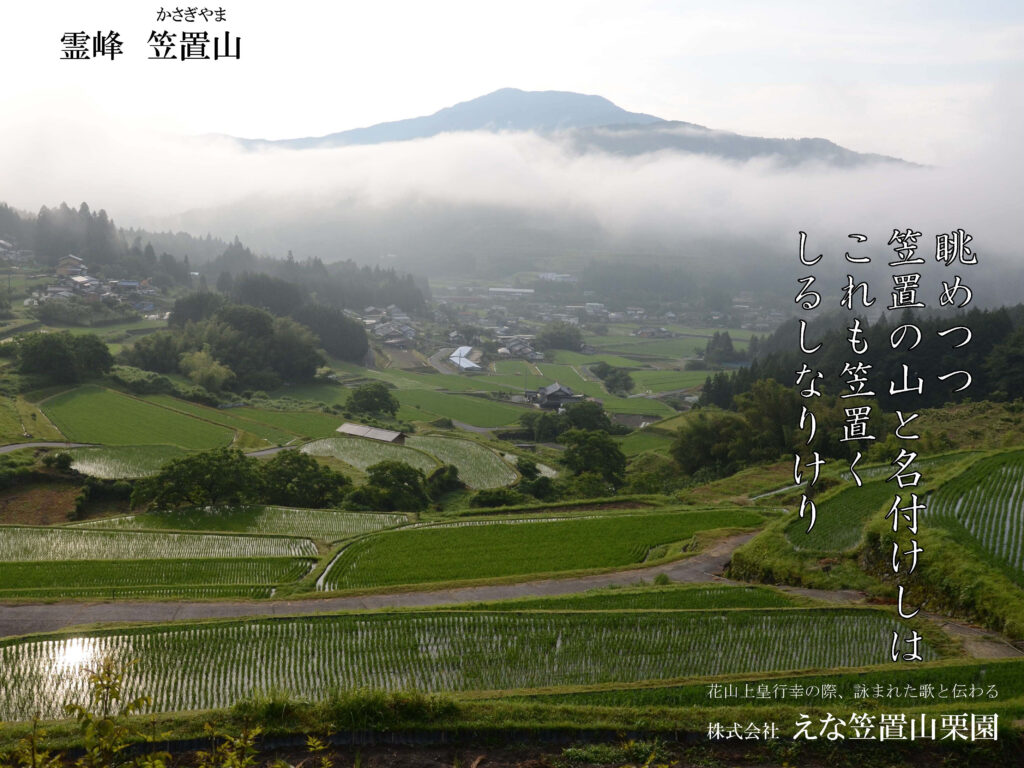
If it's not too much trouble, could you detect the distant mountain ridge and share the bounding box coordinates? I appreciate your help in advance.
[234,88,662,149]
[230,88,909,166]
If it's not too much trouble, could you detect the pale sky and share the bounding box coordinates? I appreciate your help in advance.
[2,0,1022,262]
[3,1,1022,163]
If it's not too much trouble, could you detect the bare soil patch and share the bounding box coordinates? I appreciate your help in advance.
[0,482,82,525]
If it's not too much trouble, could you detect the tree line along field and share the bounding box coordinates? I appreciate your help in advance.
[317,508,764,591]
[0,607,934,721]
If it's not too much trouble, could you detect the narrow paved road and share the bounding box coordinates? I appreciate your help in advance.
[427,349,457,375]
[0,532,756,639]
[245,445,296,457]
[451,420,497,434]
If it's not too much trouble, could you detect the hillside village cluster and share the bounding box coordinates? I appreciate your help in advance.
[364,286,782,356]
[0,245,166,316]
[0,239,784,413]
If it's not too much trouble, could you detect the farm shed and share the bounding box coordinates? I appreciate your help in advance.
[448,345,482,371]
[336,422,407,444]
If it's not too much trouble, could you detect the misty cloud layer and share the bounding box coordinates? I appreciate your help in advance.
[1,86,1021,277]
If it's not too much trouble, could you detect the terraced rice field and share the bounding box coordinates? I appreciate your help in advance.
[784,480,895,552]
[617,430,675,456]
[483,371,554,393]
[394,390,526,427]
[786,452,986,553]
[547,351,642,368]
[300,437,439,474]
[41,387,233,449]
[838,452,976,483]
[629,369,708,393]
[491,360,537,375]
[599,396,675,417]
[592,338,709,359]
[229,408,343,439]
[0,585,276,601]
[67,445,189,478]
[928,450,1024,576]
[141,396,296,444]
[0,558,315,595]
[317,509,762,591]
[405,436,518,488]
[0,526,317,561]
[77,508,408,541]
[0,609,932,720]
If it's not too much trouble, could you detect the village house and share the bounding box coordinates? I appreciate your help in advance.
[531,382,584,409]
[372,321,417,342]
[497,336,543,361]
[386,304,412,323]
[56,254,86,276]
[0,241,31,263]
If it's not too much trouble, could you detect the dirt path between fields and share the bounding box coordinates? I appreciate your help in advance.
[0,532,757,639]
[773,585,1024,660]
[924,613,1024,659]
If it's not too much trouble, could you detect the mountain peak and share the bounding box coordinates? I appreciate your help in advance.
[236,88,663,149]
[230,88,907,167]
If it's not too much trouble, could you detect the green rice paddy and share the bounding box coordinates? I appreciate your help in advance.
[41,387,233,449]
[78,507,408,542]
[318,509,763,591]
[0,608,932,721]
